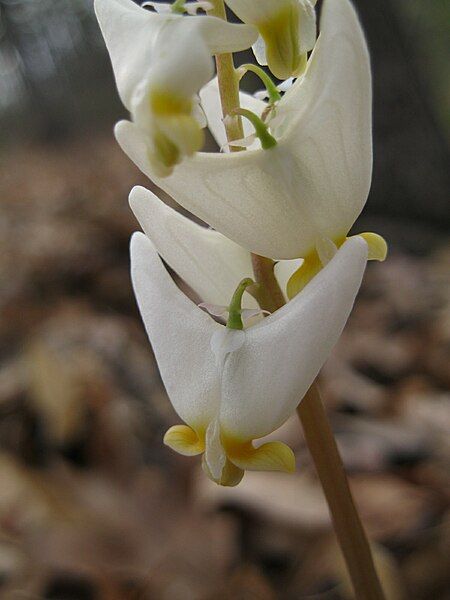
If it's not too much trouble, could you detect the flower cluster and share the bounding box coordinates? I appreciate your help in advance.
[96,0,387,486]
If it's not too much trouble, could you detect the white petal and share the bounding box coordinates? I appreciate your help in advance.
[241,308,269,320]
[192,95,208,128]
[94,0,165,108]
[225,0,290,24]
[252,35,267,66]
[277,77,296,93]
[219,237,368,441]
[141,1,172,13]
[315,237,338,266]
[95,0,257,109]
[130,232,221,430]
[274,258,303,298]
[205,417,226,481]
[254,89,268,101]
[199,303,229,320]
[195,16,257,54]
[129,186,257,308]
[199,77,266,150]
[143,27,213,101]
[118,0,372,259]
[210,328,246,367]
[298,0,317,53]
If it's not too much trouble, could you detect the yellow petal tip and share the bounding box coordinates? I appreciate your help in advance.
[286,255,321,299]
[358,232,388,262]
[229,440,296,474]
[163,424,204,456]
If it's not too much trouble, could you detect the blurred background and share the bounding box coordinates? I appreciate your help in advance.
[0,0,449,598]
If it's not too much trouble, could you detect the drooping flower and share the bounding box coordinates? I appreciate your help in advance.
[116,0,386,280]
[225,0,317,79]
[130,232,368,486]
[95,0,257,176]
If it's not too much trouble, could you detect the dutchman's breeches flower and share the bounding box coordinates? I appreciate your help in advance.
[116,0,387,292]
[95,0,257,176]
[224,0,317,79]
[131,233,368,486]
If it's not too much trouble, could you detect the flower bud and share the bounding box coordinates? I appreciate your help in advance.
[225,0,317,79]
[95,0,258,175]
[130,29,212,176]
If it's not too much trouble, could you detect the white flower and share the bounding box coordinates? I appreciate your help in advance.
[225,0,317,79]
[116,0,384,270]
[95,0,257,109]
[95,0,257,176]
[130,232,368,486]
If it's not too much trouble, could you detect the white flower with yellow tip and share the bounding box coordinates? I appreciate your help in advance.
[130,231,368,486]
[116,0,387,291]
[225,0,317,79]
[95,0,257,176]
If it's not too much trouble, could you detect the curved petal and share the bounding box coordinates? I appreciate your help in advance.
[219,236,368,441]
[95,0,164,108]
[95,0,257,109]
[129,186,257,308]
[130,232,221,431]
[196,15,257,54]
[298,0,317,53]
[139,26,213,104]
[116,0,371,259]
[227,440,296,473]
[163,424,204,456]
[274,258,303,298]
[199,77,266,150]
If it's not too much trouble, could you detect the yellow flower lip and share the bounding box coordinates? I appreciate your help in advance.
[223,435,296,474]
[287,232,388,299]
[163,424,205,456]
[150,88,192,117]
[144,88,205,175]
[163,423,296,486]
[357,232,388,262]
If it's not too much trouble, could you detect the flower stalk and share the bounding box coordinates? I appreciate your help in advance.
[250,255,285,314]
[230,108,277,149]
[208,0,245,150]
[298,383,385,599]
[210,1,385,597]
[237,63,282,105]
[226,277,254,329]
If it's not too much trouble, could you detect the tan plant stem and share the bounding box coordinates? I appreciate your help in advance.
[298,384,385,599]
[207,0,284,302]
[208,0,245,150]
[250,254,285,313]
[208,3,384,597]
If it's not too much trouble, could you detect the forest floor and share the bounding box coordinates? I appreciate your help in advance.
[0,134,449,599]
